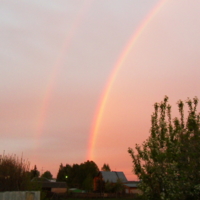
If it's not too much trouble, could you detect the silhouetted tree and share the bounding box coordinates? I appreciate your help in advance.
[41,170,53,179]
[56,160,99,190]
[30,165,40,179]
[80,160,99,190]
[104,179,124,194]
[56,163,66,182]
[82,174,93,192]
[101,163,111,171]
[70,164,80,188]
[105,181,115,193]
[0,153,31,191]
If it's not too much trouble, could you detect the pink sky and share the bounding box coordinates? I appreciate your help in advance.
[1,0,200,180]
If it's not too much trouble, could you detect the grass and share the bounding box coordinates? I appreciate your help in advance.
[58,199,135,200]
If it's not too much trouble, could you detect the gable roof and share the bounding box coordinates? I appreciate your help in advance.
[123,181,140,188]
[100,171,127,183]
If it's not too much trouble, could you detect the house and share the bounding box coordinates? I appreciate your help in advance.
[94,171,127,184]
[31,177,67,193]
[93,171,141,195]
[93,171,127,192]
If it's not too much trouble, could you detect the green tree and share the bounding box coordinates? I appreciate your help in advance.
[82,174,93,192]
[105,181,115,193]
[30,165,40,179]
[41,170,53,179]
[113,179,124,193]
[70,163,80,188]
[79,160,99,190]
[128,96,200,200]
[101,163,111,171]
[56,160,99,190]
[104,179,124,194]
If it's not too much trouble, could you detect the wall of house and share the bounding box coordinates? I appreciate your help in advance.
[125,187,142,195]
[51,188,67,193]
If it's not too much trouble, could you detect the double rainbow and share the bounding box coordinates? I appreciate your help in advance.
[35,0,168,161]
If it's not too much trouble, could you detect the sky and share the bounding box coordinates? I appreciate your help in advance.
[1,0,200,180]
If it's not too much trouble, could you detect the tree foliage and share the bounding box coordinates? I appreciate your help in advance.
[56,163,66,182]
[56,160,99,191]
[41,170,53,179]
[30,165,40,180]
[101,163,111,171]
[0,153,31,191]
[128,96,200,200]
[105,179,124,193]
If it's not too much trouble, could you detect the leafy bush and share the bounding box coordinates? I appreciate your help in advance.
[0,153,31,191]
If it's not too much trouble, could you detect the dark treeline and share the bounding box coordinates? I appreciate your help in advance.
[0,154,42,191]
[0,151,111,192]
[56,160,99,191]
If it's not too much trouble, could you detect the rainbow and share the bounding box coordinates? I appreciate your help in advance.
[36,1,93,139]
[88,0,168,160]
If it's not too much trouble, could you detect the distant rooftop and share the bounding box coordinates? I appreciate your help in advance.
[100,171,127,183]
[31,177,67,188]
[123,181,140,188]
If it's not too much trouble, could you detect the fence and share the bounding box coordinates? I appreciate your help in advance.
[0,191,40,200]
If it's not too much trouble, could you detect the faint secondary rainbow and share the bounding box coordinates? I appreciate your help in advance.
[35,1,93,141]
[88,0,168,160]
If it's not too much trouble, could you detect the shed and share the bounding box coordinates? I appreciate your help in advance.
[31,177,67,194]
[93,171,127,192]
[100,171,127,183]
[123,181,141,194]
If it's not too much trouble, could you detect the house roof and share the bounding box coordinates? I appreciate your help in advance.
[123,181,140,188]
[31,177,67,188]
[100,171,127,183]
[31,177,50,182]
[42,182,67,188]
